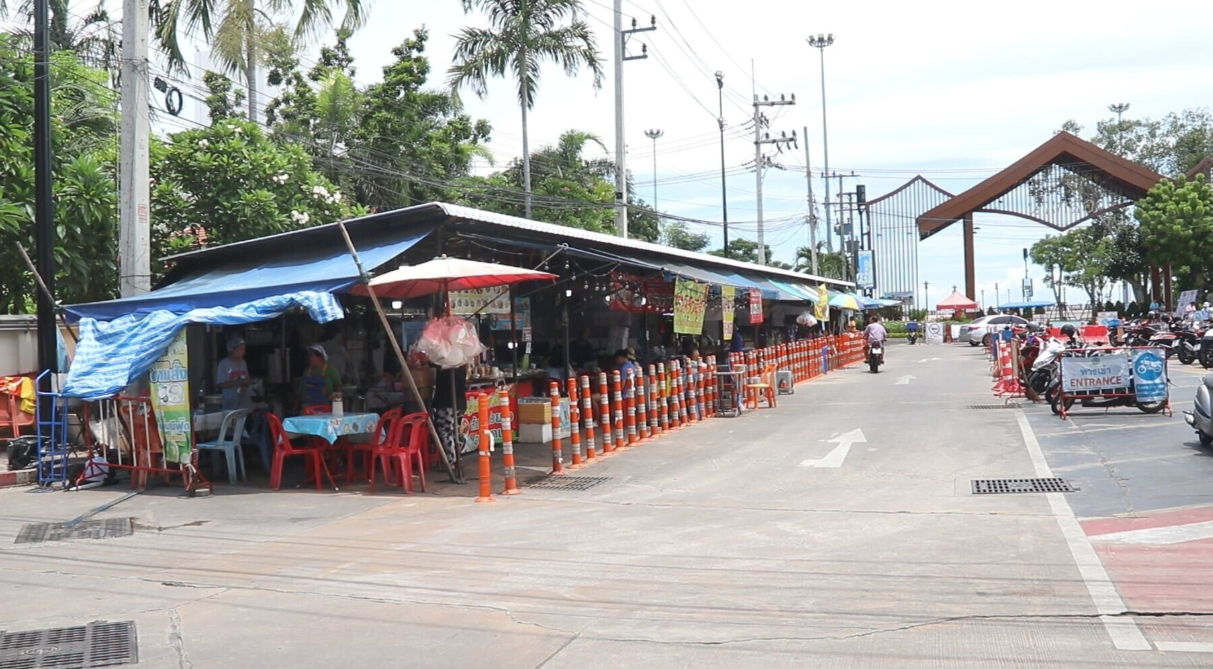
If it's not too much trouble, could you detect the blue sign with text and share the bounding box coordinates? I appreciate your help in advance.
[1133,349,1168,402]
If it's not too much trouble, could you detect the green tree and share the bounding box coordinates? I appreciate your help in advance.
[710,238,772,264]
[795,243,849,280]
[1030,228,1112,315]
[1135,174,1213,291]
[449,0,603,218]
[153,0,367,121]
[661,220,709,252]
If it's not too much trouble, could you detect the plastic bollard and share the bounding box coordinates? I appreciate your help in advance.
[598,373,615,456]
[475,392,494,502]
[498,388,520,495]
[581,375,597,462]
[567,378,584,468]
[549,382,565,476]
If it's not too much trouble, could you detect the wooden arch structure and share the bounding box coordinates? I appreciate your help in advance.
[915,131,1165,300]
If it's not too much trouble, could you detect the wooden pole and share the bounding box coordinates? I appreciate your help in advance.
[335,221,460,483]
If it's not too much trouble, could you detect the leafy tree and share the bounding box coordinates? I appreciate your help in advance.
[202,71,247,122]
[710,238,771,264]
[1135,174,1213,291]
[1030,228,1112,315]
[662,220,709,252]
[153,0,367,122]
[449,0,603,218]
[795,243,849,280]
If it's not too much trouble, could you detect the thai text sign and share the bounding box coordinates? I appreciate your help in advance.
[722,286,735,340]
[450,288,511,315]
[460,390,507,452]
[673,279,708,335]
[1061,354,1130,393]
[1133,349,1168,402]
[149,330,193,464]
[815,285,828,321]
[749,288,763,324]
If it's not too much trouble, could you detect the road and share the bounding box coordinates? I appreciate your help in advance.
[1,342,1212,667]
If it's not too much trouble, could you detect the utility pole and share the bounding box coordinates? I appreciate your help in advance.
[644,129,663,214]
[752,93,796,265]
[119,0,152,297]
[803,125,818,275]
[715,71,729,252]
[33,0,56,376]
[923,281,929,313]
[808,33,835,252]
[613,9,656,238]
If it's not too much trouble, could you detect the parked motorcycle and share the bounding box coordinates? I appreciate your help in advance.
[868,343,884,373]
[1200,328,1213,369]
[1183,374,1213,447]
[1175,325,1202,365]
[1148,330,1180,359]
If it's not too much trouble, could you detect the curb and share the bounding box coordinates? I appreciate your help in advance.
[0,469,36,488]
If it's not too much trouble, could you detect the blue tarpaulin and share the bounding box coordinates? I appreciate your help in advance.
[65,227,433,322]
[63,291,345,400]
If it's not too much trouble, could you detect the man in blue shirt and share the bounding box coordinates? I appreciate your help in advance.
[615,348,639,385]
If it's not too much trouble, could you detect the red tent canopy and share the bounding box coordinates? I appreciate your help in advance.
[936,291,979,312]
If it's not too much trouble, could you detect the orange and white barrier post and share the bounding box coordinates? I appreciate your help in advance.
[636,371,650,440]
[567,378,584,468]
[647,365,661,435]
[624,369,638,446]
[686,362,699,422]
[581,375,598,462]
[612,370,625,450]
[549,382,565,476]
[598,372,615,456]
[669,362,683,427]
[475,392,494,502]
[498,388,520,495]
[657,363,670,432]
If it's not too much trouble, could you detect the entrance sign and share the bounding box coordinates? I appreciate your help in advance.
[149,330,192,465]
[1133,349,1168,402]
[1061,354,1130,393]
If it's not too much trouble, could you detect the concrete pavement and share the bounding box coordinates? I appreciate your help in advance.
[1,343,1211,667]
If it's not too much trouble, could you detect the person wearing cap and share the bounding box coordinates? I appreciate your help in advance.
[614,348,639,387]
[217,336,255,411]
[299,344,342,409]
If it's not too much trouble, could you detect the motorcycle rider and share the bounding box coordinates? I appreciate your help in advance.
[863,315,888,362]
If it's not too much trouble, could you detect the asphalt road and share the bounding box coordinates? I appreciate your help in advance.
[1,342,1211,667]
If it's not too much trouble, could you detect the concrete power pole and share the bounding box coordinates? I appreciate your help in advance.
[752,94,796,265]
[803,125,818,275]
[613,8,655,238]
[119,0,151,297]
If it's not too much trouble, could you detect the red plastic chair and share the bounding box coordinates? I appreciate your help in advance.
[267,413,323,491]
[345,408,403,485]
[386,413,430,494]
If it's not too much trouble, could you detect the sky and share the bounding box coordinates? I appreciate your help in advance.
[77,0,1213,309]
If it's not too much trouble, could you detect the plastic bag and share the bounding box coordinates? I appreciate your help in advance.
[797,311,818,328]
[415,316,486,369]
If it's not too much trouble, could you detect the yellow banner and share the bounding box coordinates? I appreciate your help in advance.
[815,284,829,321]
[149,330,192,465]
[673,279,708,335]
[722,286,735,340]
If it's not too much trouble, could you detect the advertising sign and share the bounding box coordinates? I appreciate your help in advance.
[856,250,874,289]
[1061,354,1131,393]
[609,271,673,314]
[492,298,531,330]
[815,285,828,321]
[1133,348,1168,402]
[149,330,192,465]
[460,390,507,452]
[722,286,735,340]
[450,288,511,315]
[1177,289,1199,314]
[749,288,764,324]
[673,279,708,335]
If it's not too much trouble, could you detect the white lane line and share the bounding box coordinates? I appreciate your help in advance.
[1090,520,1213,546]
[1154,642,1213,653]
[1014,410,1151,652]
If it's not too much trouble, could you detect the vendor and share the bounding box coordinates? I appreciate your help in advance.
[217,336,255,411]
[299,344,342,409]
[432,364,468,470]
[615,348,640,384]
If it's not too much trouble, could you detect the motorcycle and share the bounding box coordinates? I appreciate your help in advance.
[1123,322,1159,348]
[868,342,884,373]
[1148,330,1180,359]
[1175,325,1202,365]
[1183,374,1213,447]
[1200,328,1213,369]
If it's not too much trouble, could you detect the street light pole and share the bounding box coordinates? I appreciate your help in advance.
[644,129,663,215]
[715,71,729,252]
[808,33,835,252]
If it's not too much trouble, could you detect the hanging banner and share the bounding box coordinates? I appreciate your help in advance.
[748,288,764,324]
[609,271,673,314]
[149,330,192,465]
[815,285,829,321]
[673,279,708,335]
[856,250,874,289]
[1133,348,1168,402]
[1061,353,1131,393]
[491,297,531,330]
[450,288,511,316]
[460,389,507,452]
[722,286,736,340]
[1177,289,1199,314]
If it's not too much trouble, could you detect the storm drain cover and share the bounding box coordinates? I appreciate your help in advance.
[972,478,1077,494]
[14,519,133,545]
[526,476,610,491]
[0,620,137,668]
[968,404,1021,410]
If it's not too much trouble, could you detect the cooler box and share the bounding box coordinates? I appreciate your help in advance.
[776,370,794,395]
[517,397,551,424]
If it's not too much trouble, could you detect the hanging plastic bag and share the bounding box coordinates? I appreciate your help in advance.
[415,316,486,369]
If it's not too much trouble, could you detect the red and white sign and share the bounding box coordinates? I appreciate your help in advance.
[748,288,763,324]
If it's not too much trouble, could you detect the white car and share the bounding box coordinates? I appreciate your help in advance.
[962,315,1030,346]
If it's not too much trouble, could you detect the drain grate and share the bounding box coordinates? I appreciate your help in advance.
[526,476,610,491]
[972,478,1077,494]
[969,404,1021,410]
[0,621,137,668]
[15,519,133,545]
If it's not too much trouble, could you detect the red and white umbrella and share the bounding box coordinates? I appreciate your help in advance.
[352,255,556,299]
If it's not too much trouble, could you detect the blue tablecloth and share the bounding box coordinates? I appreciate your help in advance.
[282,412,380,444]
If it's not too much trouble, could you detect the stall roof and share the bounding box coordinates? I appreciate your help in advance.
[162,202,854,291]
[67,225,434,321]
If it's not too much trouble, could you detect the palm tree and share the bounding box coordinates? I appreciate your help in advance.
[153,0,367,122]
[448,0,603,219]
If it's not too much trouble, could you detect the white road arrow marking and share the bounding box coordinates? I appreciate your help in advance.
[800,428,867,468]
[917,357,941,363]
[896,374,916,385]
